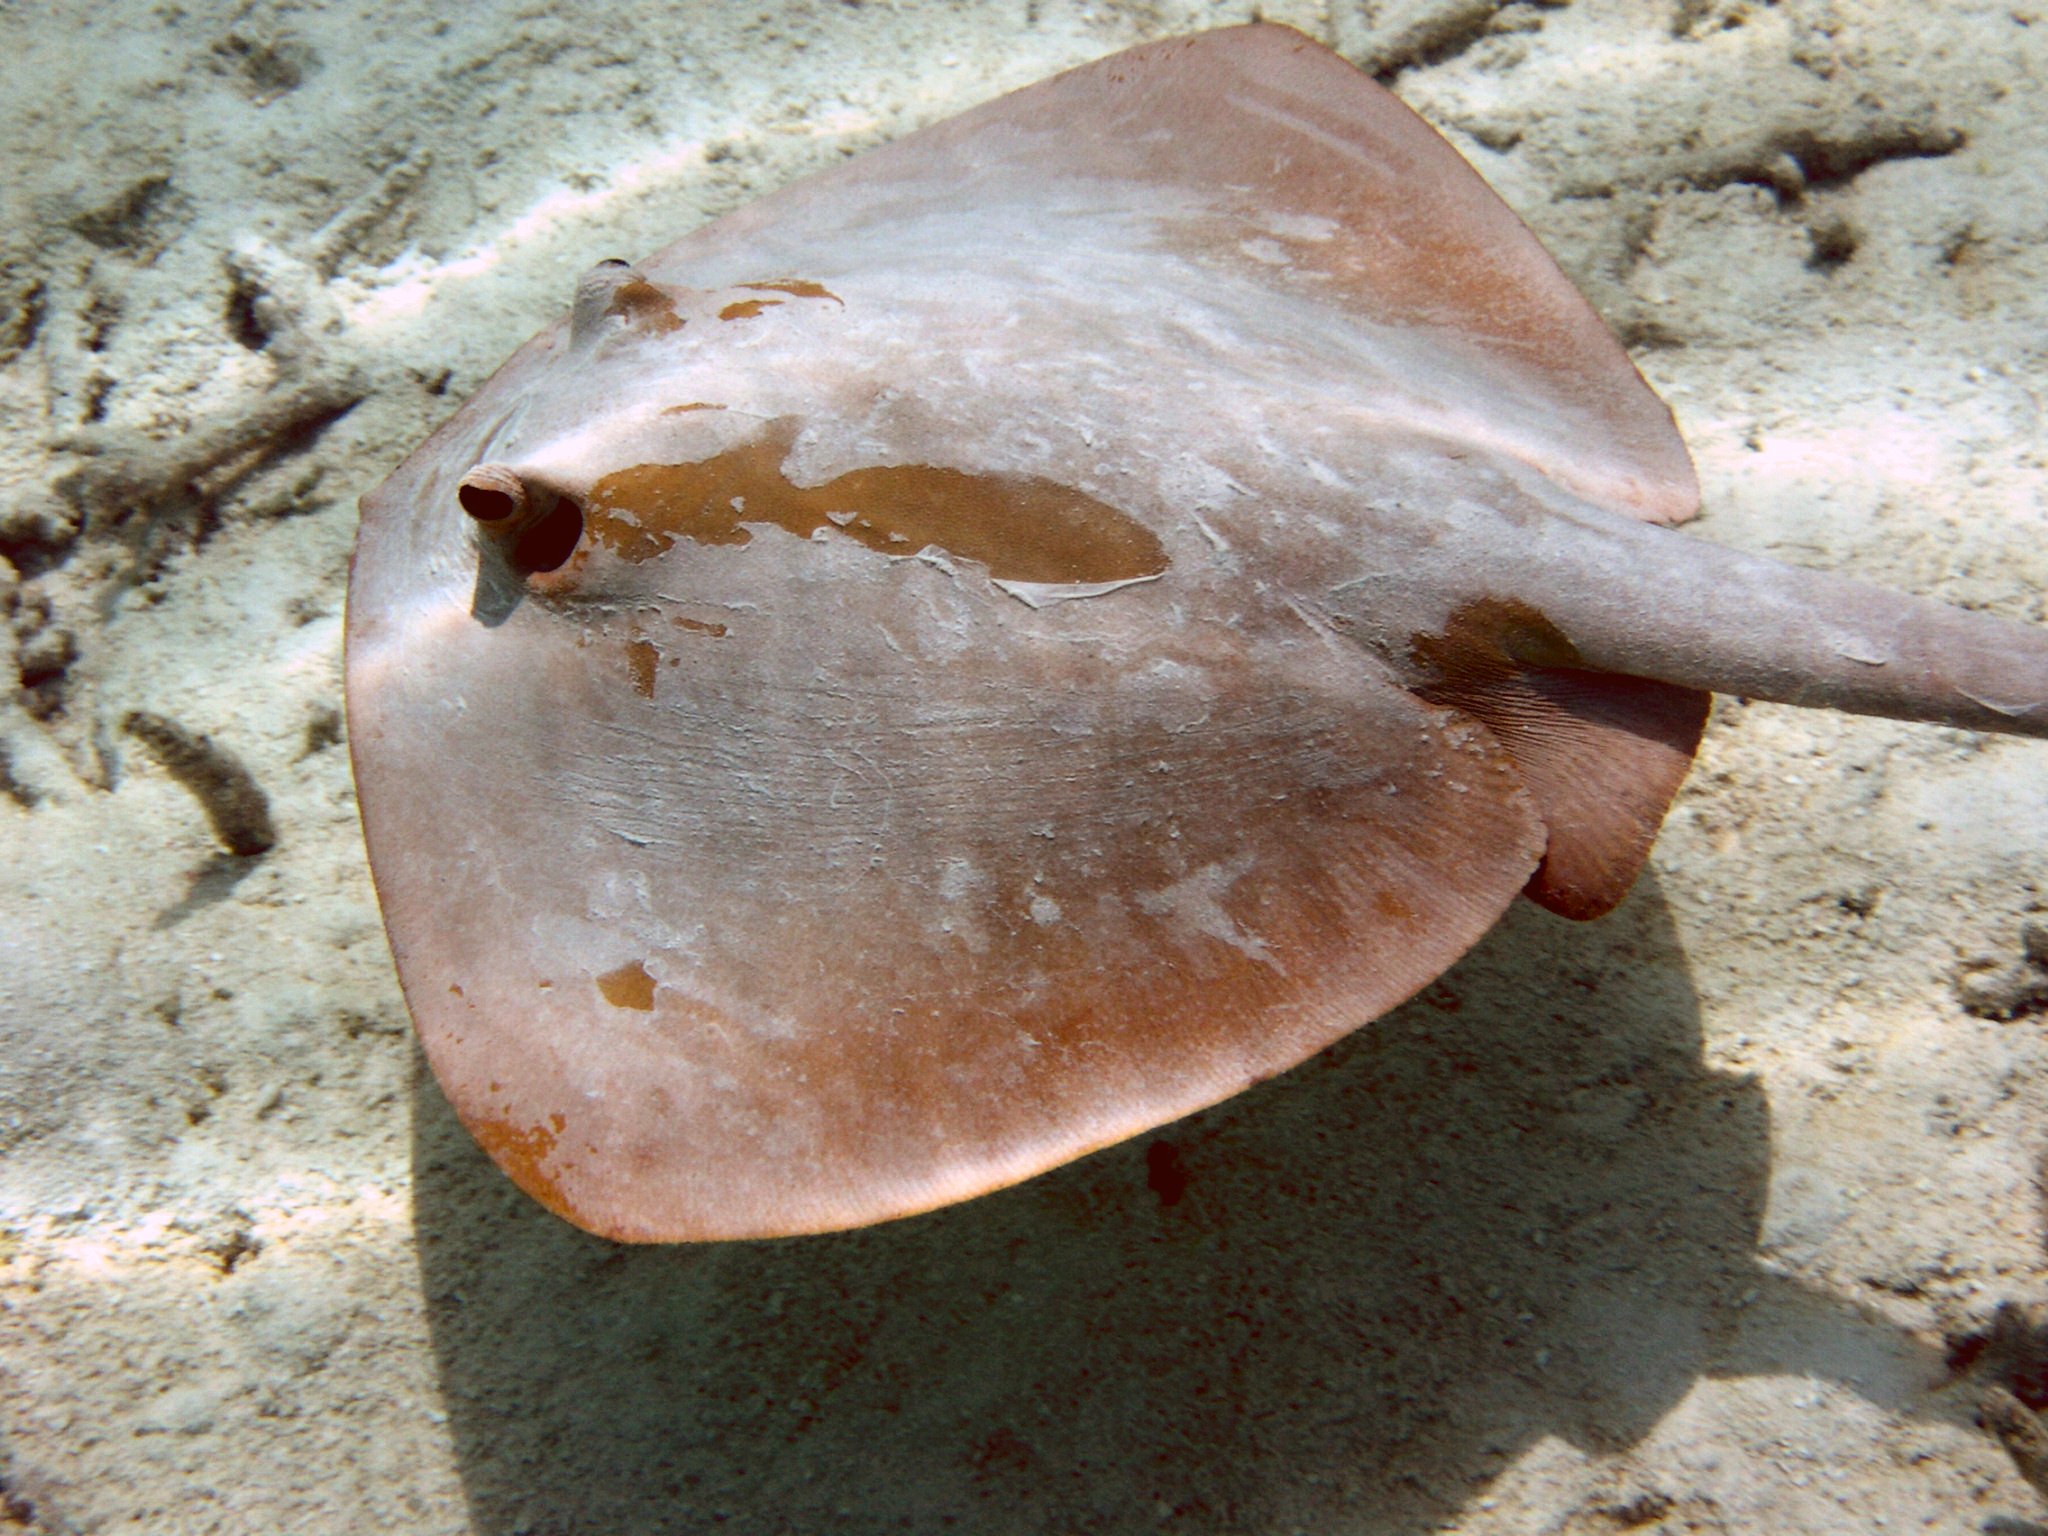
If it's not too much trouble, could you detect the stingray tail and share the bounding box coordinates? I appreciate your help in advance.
[1552,513,2048,742]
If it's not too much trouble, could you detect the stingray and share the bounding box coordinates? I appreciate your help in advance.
[345,25,2048,1242]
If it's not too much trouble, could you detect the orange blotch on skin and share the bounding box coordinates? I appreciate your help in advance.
[1410,596,1582,686]
[626,638,659,699]
[472,1110,573,1214]
[719,298,781,321]
[608,278,686,334]
[673,616,728,637]
[741,278,843,305]
[597,959,658,1011]
[663,402,727,415]
[584,421,1168,586]
[1373,891,1414,923]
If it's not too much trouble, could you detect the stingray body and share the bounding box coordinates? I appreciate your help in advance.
[346,25,2048,1241]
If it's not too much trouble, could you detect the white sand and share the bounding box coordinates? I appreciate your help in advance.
[2,1,2045,1531]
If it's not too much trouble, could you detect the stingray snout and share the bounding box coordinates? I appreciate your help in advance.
[457,462,584,574]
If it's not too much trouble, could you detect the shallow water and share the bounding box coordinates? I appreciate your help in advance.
[2,2,2045,1531]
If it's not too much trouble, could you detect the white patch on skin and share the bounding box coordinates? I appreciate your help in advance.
[1136,854,1283,972]
[935,857,992,953]
[1189,512,1231,552]
[1028,893,1062,926]
[1259,211,1340,242]
[1115,656,1214,733]
[1238,236,1289,266]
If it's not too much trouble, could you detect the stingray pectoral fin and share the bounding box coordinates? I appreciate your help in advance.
[644,24,1698,529]
[1427,667,1712,920]
[351,604,1549,1241]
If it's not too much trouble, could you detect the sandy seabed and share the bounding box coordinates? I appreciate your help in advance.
[2,1,2046,1531]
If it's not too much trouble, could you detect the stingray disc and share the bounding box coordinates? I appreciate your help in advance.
[346,25,1697,1240]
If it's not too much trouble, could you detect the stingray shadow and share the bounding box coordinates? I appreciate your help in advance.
[469,553,524,628]
[412,872,1949,1534]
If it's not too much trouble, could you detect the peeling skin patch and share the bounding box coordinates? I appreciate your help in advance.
[991,572,1164,609]
[596,959,657,1011]
[584,421,1169,586]
[625,638,659,698]
[470,1111,570,1213]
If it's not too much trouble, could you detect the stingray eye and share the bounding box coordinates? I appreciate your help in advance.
[458,463,584,574]
[457,463,528,525]
[573,259,643,342]
[571,259,686,341]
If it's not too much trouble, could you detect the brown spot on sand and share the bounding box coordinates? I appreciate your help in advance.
[121,711,277,856]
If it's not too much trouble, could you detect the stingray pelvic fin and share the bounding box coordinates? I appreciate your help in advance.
[1427,665,1711,920]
